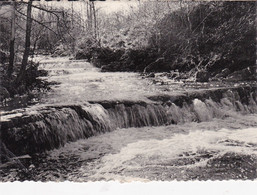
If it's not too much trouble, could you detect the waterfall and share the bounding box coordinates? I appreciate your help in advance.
[1,86,256,155]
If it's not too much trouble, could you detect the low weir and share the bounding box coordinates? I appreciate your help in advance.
[1,86,256,155]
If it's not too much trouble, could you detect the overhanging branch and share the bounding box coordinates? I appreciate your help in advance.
[16,9,60,37]
[20,2,62,19]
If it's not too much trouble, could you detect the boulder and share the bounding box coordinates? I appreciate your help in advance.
[0,86,10,101]
[145,72,155,78]
[226,66,256,81]
[101,65,112,72]
[143,57,169,73]
[101,62,122,72]
[0,50,7,63]
[215,68,231,78]
[175,73,189,80]
[196,70,210,82]
[75,50,92,60]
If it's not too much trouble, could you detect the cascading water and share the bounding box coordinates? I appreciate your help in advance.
[1,56,257,181]
[1,86,256,155]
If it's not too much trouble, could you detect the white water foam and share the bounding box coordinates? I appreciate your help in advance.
[42,113,257,181]
[81,103,113,130]
[85,127,256,180]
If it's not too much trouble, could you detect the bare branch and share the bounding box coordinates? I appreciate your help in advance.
[16,8,59,37]
[20,1,62,19]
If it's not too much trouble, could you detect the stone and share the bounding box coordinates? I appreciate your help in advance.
[215,68,231,78]
[143,57,167,73]
[147,73,155,78]
[226,66,256,81]
[196,70,210,82]
[0,50,7,63]
[0,86,10,101]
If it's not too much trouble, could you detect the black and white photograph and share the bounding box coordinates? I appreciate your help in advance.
[0,0,257,187]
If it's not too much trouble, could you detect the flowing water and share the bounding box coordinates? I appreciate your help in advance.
[0,56,257,181]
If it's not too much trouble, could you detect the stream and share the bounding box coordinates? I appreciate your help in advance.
[1,56,257,181]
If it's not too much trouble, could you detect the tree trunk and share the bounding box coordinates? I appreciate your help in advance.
[16,0,33,85]
[92,2,97,40]
[7,1,16,78]
[71,1,74,28]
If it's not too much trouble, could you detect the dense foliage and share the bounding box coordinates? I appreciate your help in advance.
[77,1,256,81]
[152,1,256,75]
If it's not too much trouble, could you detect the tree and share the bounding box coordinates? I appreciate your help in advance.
[15,0,33,85]
[14,0,72,85]
[86,1,99,44]
[7,1,15,77]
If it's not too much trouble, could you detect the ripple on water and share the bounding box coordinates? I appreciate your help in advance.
[16,113,254,182]
[1,113,257,182]
[34,56,257,104]
[1,56,256,181]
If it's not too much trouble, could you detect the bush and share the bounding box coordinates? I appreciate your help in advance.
[149,1,256,75]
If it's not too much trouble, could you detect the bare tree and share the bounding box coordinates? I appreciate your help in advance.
[7,1,15,77]
[16,0,33,85]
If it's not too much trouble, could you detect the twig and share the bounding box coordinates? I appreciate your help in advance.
[16,9,59,37]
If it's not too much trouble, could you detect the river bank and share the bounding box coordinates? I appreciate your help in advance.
[0,59,54,110]
[74,2,256,82]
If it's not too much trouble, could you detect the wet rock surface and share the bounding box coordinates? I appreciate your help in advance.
[196,70,210,82]
[1,85,256,156]
[1,56,257,182]
[226,66,256,81]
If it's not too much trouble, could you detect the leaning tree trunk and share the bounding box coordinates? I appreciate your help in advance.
[16,0,33,85]
[7,1,16,78]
